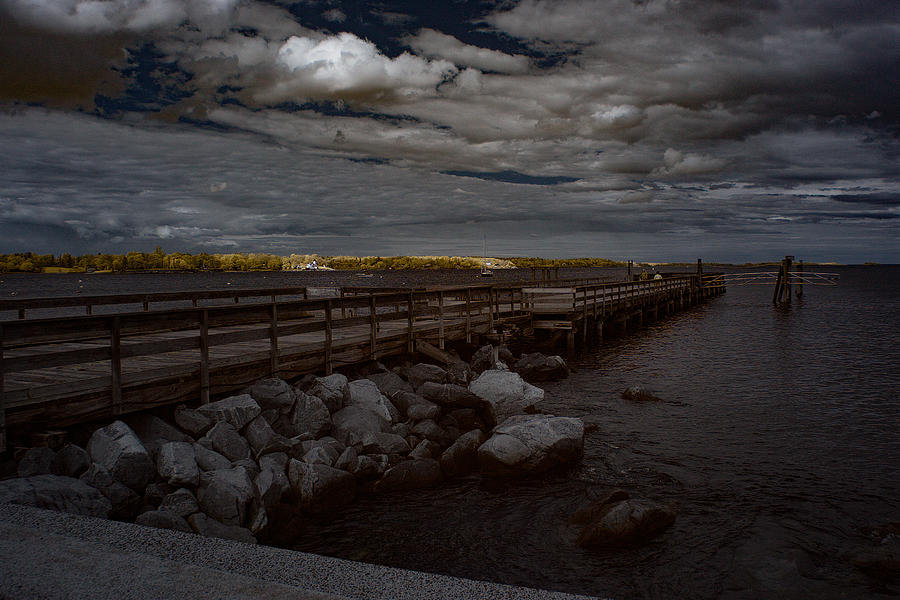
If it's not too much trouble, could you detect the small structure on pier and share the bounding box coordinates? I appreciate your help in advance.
[703,256,839,305]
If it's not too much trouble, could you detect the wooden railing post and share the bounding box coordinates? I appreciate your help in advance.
[369,295,378,359]
[488,288,494,333]
[438,290,445,350]
[110,316,122,415]
[407,292,415,354]
[0,323,6,452]
[465,289,472,343]
[269,302,279,376]
[17,309,25,320]
[200,309,210,404]
[324,300,333,375]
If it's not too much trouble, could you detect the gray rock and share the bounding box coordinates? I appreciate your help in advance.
[302,446,334,467]
[388,391,421,417]
[188,512,257,544]
[143,482,175,507]
[245,378,297,413]
[514,353,570,382]
[136,509,193,533]
[334,447,358,472]
[51,444,90,478]
[469,370,544,426]
[406,399,442,422]
[477,414,584,476]
[471,344,515,375]
[850,536,900,582]
[243,416,276,455]
[254,467,289,509]
[440,429,488,478]
[289,391,331,438]
[404,363,447,390]
[621,386,664,402]
[346,379,400,423]
[573,490,676,548]
[17,447,56,478]
[87,420,155,491]
[158,488,200,518]
[197,394,262,431]
[411,420,454,447]
[78,464,140,517]
[125,413,194,459]
[331,405,389,447]
[374,459,442,494]
[174,405,214,437]
[192,443,232,472]
[410,439,442,460]
[197,466,255,526]
[258,452,288,476]
[362,432,410,455]
[287,460,356,514]
[420,382,482,408]
[351,454,388,479]
[248,498,268,535]
[308,373,349,413]
[366,371,414,400]
[391,422,410,439]
[0,474,111,518]
[156,441,200,487]
[446,360,474,386]
[449,408,485,433]
[301,439,342,463]
[200,422,251,462]
[231,458,261,482]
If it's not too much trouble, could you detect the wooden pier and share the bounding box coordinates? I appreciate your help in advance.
[0,275,723,450]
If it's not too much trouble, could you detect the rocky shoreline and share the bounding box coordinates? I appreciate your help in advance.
[1,346,596,546]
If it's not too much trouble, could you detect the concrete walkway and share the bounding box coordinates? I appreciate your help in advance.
[0,504,606,600]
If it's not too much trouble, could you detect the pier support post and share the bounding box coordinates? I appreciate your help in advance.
[796,260,804,298]
[369,295,378,360]
[110,316,122,415]
[324,300,333,375]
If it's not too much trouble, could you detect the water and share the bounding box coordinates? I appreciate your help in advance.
[2,266,898,598]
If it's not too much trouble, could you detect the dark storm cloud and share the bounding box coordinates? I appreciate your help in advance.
[0,0,898,262]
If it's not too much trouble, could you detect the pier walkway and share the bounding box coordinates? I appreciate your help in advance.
[0,275,723,449]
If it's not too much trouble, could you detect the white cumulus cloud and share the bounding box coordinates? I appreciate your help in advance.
[652,148,728,177]
[406,29,530,74]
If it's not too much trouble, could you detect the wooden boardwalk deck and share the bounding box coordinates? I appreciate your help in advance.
[0,276,723,449]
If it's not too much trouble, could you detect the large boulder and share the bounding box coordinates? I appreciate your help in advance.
[572,490,676,548]
[243,416,276,456]
[192,443,232,472]
[851,536,900,582]
[403,363,447,390]
[469,370,544,426]
[87,420,155,491]
[125,413,195,459]
[158,488,200,518]
[156,441,200,487]
[287,460,356,514]
[0,474,111,518]
[362,432,410,455]
[308,374,349,413]
[346,379,400,423]
[288,391,331,438]
[374,459,442,494]
[245,378,296,413]
[188,512,256,544]
[514,353,570,382]
[77,464,141,518]
[197,394,261,430]
[420,382,482,409]
[199,422,251,462]
[197,466,255,527]
[331,405,389,447]
[174,405,214,437]
[51,444,90,478]
[136,510,193,533]
[17,447,56,478]
[440,429,488,478]
[411,420,454,447]
[621,386,665,402]
[477,415,584,476]
[366,371,414,399]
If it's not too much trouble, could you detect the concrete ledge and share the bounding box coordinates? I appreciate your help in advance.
[0,504,606,600]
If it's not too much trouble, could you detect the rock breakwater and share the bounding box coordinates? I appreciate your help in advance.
[1,346,581,546]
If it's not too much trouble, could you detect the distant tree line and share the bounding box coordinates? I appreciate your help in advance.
[0,249,624,273]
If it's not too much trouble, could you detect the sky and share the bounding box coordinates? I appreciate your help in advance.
[1,0,898,264]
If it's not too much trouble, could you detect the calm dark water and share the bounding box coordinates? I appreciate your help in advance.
[3,266,898,598]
